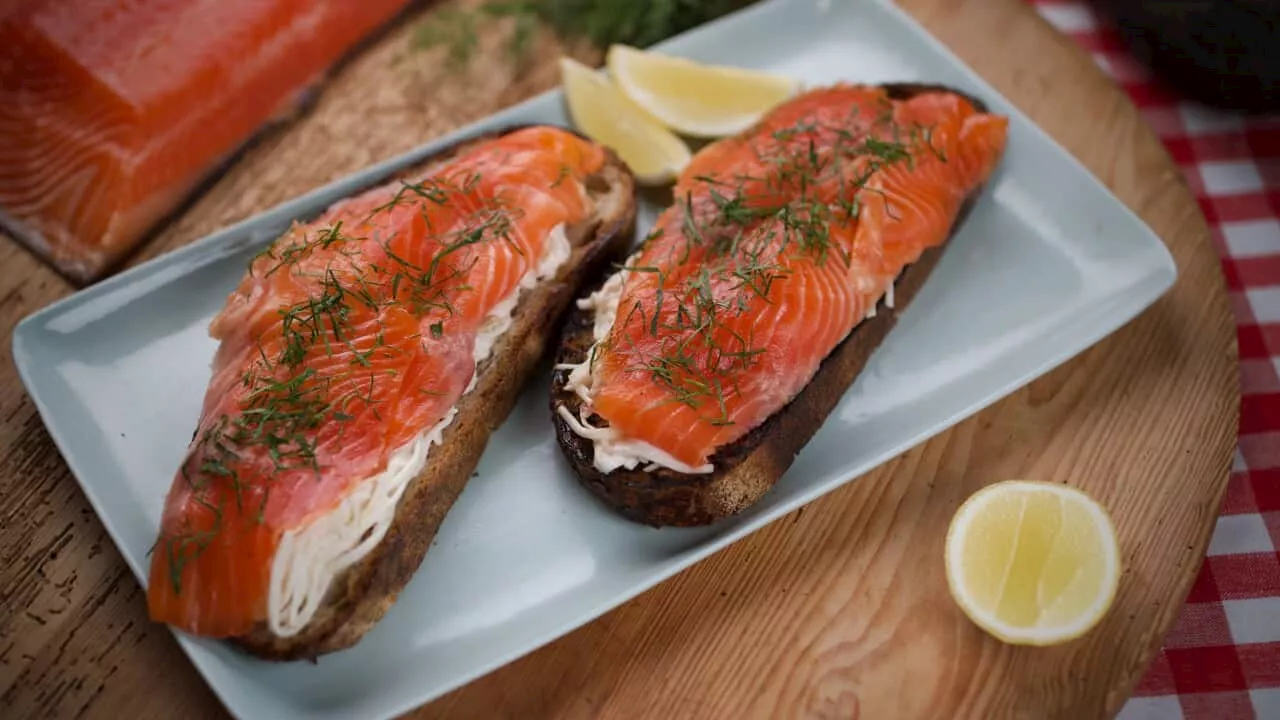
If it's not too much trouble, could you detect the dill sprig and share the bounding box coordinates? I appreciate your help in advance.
[413,7,479,67]
[412,0,759,68]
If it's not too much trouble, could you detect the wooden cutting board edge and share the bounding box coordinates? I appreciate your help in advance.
[0,0,1239,718]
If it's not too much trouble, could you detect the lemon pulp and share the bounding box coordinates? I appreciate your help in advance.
[945,480,1121,646]
[558,56,691,185]
[606,44,798,138]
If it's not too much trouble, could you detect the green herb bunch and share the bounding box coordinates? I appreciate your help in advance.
[414,0,758,67]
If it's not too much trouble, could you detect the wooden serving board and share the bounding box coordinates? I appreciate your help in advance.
[0,0,1238,717]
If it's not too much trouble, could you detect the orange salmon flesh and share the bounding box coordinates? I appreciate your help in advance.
[146,127,607,638]
[581,84,1008,470]
[0,0,412,282]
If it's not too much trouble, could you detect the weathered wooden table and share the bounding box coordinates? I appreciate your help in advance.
[0,0,1238,717]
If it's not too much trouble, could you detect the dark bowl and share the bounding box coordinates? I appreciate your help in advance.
[1088,0,1280,113]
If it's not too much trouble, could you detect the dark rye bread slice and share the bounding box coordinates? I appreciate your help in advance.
[232,127,637,660]
[550,83,994,528]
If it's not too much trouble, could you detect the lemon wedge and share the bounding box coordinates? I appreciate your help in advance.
[558,56,691,185]
[605,44,799,138]
[944,480,1121,646]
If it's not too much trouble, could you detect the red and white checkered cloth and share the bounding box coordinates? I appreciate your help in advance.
[1029,2,1280,718]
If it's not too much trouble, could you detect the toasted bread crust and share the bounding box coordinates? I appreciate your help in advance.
[233,128,637,660]
[550,83,993,527]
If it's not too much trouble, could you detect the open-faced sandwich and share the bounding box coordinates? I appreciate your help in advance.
[146,126,636,659]
[551,83,1009,527]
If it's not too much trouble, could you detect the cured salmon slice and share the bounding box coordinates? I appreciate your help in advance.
[0,0,412,283]
[146,126,610,642]
[556,83,1008,480]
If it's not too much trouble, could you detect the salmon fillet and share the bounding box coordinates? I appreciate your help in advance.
[565,84,1008,471]
[0,0,412,283]
[146,126,607,639]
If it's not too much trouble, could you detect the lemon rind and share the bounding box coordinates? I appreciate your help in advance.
[605,44,799,139]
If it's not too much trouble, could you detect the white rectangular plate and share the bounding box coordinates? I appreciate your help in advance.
[11,0,1176,717]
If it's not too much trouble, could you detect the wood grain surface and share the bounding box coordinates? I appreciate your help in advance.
[0,0,1238,718]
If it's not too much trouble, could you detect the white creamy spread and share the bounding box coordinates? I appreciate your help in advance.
[857,270,895,320]
[554,269,715,476]
[267,223,573,638]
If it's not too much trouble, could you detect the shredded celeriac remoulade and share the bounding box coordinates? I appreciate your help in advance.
[555,261,900,475]
[267,223,572,638]
[554,269,716,476]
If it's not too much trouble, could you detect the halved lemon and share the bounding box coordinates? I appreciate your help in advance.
[944,480,1121,646]
[558,56,691,185]
[605,44,799,138]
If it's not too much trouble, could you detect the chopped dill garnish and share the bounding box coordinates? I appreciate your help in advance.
[161,159,540,595]
[600,100,937,431]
